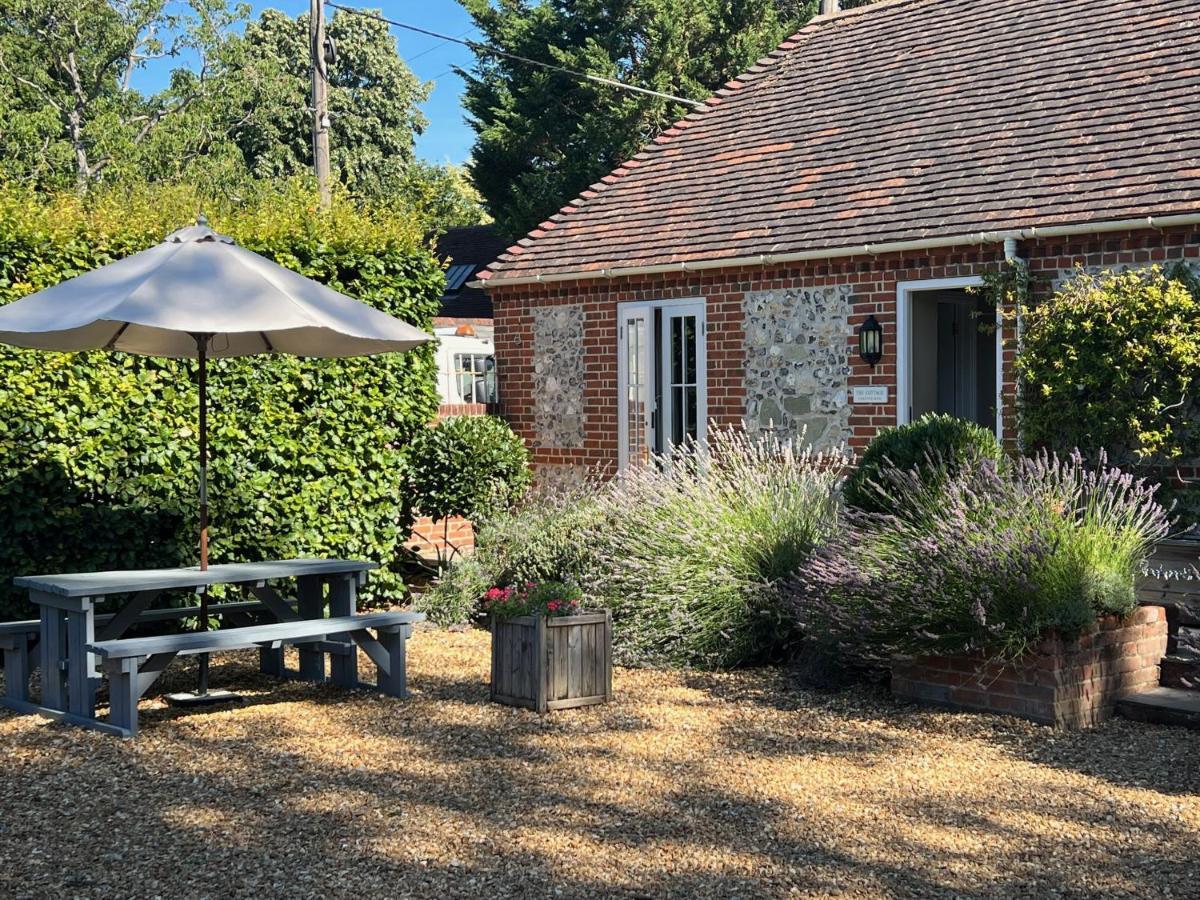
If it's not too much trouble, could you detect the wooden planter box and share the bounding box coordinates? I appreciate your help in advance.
[890,606,1168,729]
[490,611,612,712]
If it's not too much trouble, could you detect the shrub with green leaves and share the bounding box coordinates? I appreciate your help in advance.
[584,428,846,669]
[1018,265,1200,469]
[405,415,532,525]
[0,182,442,617]
[791,453,1169,668]
[843,413,1003,515]
[415,478,604,626]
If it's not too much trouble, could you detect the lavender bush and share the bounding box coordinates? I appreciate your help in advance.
[417,477,605,625]
[584,427,847,669]
[790,452,1169,667]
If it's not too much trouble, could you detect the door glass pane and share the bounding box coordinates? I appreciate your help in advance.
[665,311,701,450]
[671,316,684,385]
[683,317,696,384]
[671,386,684,445]
[625,315,649,465]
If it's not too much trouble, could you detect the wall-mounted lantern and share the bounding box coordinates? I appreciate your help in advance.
[858,315,884,368]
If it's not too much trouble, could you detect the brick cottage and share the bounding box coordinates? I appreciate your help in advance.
[476,0,1200,480]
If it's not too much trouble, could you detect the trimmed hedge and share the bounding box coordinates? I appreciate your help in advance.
[0,182,442,617]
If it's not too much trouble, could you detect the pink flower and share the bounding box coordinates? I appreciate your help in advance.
[547,600,560,612]
[484,587,512,604]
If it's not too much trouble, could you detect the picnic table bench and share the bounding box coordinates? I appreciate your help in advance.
[94,612,419,736]
[0,559,423,738]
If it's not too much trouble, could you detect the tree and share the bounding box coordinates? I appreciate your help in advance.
[0,0,243,193]
[405,415,532,568]
[0,3,480,223]
[219,7,428,201]
[459,0,788,239]
[396,160,492,229]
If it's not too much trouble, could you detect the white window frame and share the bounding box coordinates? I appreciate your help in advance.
[452,352,497,404]
[617,297,708,470]
[895,276,1003,441]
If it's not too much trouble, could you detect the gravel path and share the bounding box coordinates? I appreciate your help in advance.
[2,626,1197,899]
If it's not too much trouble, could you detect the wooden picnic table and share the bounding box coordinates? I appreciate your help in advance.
[0,558,421,737]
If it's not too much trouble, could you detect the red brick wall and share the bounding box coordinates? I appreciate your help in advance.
[437,402,496,419]
[488,226,1200,476]
[891,606,1168,729]
[409,514,475,556]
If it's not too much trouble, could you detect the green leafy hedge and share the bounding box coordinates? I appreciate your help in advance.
[0,182,442,617]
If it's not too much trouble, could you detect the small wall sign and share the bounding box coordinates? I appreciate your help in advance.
[852,385,889,404]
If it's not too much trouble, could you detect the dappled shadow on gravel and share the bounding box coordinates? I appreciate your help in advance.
[2,628,1198,899]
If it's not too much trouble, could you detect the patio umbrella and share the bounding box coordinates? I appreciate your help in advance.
[0,217,430,697]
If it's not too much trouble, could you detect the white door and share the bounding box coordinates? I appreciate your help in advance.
[617,299,707,469]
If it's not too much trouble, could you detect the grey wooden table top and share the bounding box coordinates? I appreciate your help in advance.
[13,558,378,597]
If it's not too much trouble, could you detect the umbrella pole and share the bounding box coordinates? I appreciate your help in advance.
[197,335,210,695]
[168,334,239,708]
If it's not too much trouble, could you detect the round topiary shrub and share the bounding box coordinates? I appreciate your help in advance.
[405,415,532,524]
[843,413,1003,514]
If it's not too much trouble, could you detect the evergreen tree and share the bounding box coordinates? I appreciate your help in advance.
[460,0,788,239]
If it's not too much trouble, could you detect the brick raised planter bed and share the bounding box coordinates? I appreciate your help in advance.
[891,606,1167,729]
[490,611,613,713]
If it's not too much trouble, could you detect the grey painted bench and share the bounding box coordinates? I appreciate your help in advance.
[0,599,297,705]
[91,611,424,737]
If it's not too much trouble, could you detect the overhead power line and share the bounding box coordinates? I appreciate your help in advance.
[407,25,479,63]
[324,2,706,109]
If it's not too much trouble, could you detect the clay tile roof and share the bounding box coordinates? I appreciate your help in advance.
[481,0,1200,283]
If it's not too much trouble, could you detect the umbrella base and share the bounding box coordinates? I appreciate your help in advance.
[163,688,244,708]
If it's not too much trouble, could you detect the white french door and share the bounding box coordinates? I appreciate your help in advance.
[617,299,707,469]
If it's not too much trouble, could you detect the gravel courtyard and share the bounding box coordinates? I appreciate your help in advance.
[1,626,1197,899]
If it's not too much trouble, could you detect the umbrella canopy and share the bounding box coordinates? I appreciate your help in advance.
[0,218,429,357]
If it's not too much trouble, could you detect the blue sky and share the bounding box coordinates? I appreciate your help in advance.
[133,1,478,164]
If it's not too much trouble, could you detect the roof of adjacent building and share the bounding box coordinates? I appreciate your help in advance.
[482,0,1200,283]
[434,225,507,318]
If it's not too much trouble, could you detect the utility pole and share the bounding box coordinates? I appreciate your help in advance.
[310,0,332,209]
